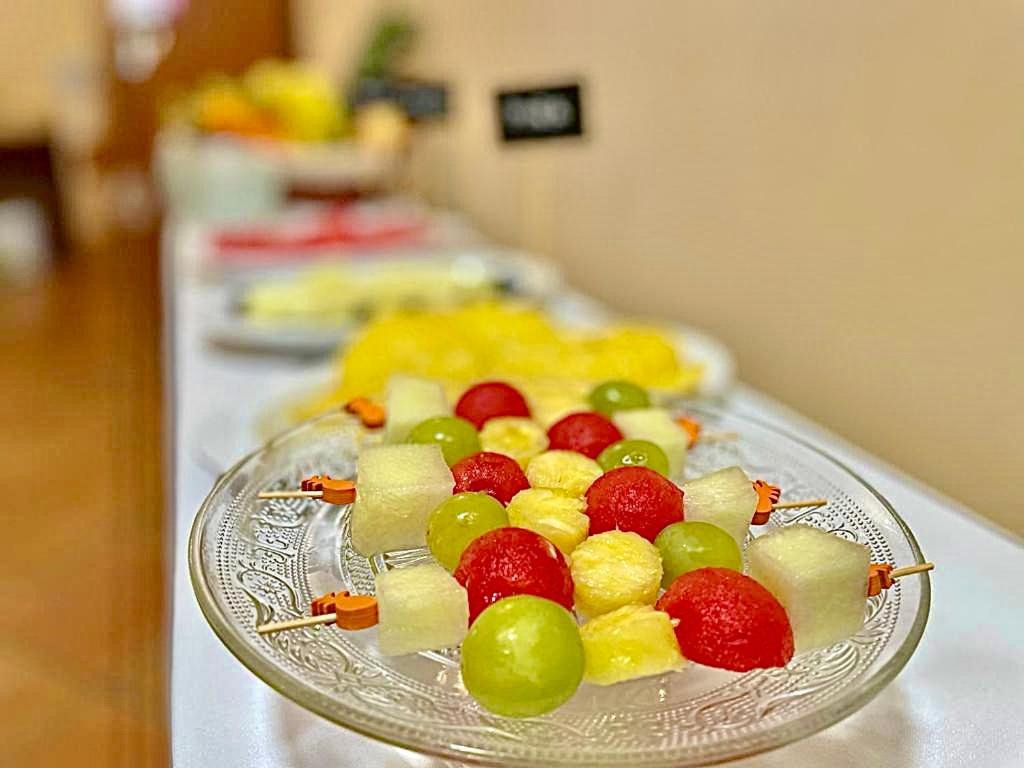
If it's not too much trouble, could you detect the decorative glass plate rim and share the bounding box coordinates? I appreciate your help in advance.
[188,404,931,767]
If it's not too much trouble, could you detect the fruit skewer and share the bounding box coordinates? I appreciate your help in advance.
[258,475,826,521]
[353,392,735,448]
[255,561,933,637]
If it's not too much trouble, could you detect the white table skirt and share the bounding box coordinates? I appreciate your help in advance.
[167,240,1024,768]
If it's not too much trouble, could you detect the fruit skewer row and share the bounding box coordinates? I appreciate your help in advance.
[314,380,738,451]
[259,375,826,560]
[254,559,932,636]
[258,472,822,524]
[252,375,932,718]
[264,376,819,516]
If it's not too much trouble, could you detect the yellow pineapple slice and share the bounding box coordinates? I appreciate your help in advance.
[580,604,685,685]
[479,417,549,468]
[526,450,603,498]
[570,531,663,618]
[507,488,590,555]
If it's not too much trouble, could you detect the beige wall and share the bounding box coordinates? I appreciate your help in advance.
[297,1,1022,532]
[0,1,103,142]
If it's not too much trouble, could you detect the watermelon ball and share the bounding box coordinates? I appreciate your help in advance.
[584,465,684,542]
[455,381,531,429]
[547,412,624,459]
[452,451,531,505]
[656,567,794,672]
[455,527,574,623]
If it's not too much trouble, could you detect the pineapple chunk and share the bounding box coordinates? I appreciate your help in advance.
[747,524,871,652]
[350,444,454,556]
[571,531,663,618]
[507,488,590,555]
[612,408,689,480]
[682,466,757,548]
[479,416,549,468]
[526,450,603,498]
[384,374,449,443]
[375,564,469,655]
[580,605,685,685]
[519,379,590,429]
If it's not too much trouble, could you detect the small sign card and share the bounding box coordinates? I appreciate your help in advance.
[497,84,583,141]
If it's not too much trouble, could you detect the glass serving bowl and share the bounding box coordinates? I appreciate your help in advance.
[189,405,930,767]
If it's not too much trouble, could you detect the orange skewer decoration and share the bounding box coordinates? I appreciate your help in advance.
[866,562,934,596]
[257,590,378,635]
[345,397,386,428]
[751,480,828,524]
[257,475,356,503]
[675,416,740,449]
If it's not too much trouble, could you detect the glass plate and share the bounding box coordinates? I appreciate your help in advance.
[189,405,930,767]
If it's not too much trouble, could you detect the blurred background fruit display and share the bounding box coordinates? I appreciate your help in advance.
[166,59,349,142]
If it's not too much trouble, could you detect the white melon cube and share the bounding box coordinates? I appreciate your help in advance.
[375,564,469,655]
[613,408,689,479]
[350,443,454,556]
[682,466,756,548]
[747,524,871,652]
[384,374,450,443]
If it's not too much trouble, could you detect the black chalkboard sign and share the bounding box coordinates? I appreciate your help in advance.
[497,84,583,141]
[352,78,448,120]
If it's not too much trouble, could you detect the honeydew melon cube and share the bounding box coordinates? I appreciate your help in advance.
[580,604,685,685]
[612,408,689,479]
[384,374,449,443]
[350,443,454,556]
[747,524,871,652]
[506,488,590,555]
[375,563,469,656]
[570,530,663,618]
[681,466,756,548]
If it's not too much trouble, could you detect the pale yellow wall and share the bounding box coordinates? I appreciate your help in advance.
[297,1,1022,532]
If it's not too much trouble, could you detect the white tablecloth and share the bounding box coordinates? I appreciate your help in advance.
[167,242,1024,768]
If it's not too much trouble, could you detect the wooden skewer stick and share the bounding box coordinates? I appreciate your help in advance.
[258,591,379,635]
[868,561,934,595]
[257,476,356,504]
[700,431,740,444]
[751,481,827,524]
[771,498,828,511]
[258,613,336,635]
[258,490,323,500]
[890,562,935,579]
[675,417,740,448]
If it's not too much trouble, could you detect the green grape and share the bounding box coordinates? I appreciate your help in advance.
[587,379,651,415]
[461,595,584,718]
[654,521,742,588]
[407,415,481,466]
[597,439,670,477]
[426,492,508,571]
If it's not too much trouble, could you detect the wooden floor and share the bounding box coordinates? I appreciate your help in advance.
[0,241,168,766]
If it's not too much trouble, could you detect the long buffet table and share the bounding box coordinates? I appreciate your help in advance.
[165,225,1024,767]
